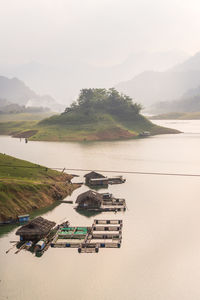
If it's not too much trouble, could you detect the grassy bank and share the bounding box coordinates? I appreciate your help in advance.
[0,154,80,221]
[0,113,180,142]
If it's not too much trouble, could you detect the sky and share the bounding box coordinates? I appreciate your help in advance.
[0,0,200,67]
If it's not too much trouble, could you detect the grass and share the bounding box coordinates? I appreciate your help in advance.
[0,112,180,142]
[0,153,61,180]
[0,154,80,221]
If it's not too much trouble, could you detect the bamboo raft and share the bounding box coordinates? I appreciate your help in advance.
[51,219,123,253]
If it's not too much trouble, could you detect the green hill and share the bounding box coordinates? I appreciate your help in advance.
[0,89,180,141]
[0,154,80,221]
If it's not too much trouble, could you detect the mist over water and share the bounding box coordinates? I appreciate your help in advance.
[0,120,200,300]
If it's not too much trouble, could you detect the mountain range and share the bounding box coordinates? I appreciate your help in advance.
[0,76,65,112]
[0,51,188,105]
[1,51,200,114]
[116,52,200,110]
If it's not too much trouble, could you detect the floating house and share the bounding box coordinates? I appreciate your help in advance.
[84,171,106,185]
[16,217,56,241]
[76,190,126,212]
[84,171,126,187]
[76,190,103,209]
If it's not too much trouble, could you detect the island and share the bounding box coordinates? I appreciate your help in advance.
[0,88,180,141]
[0,153,80,222]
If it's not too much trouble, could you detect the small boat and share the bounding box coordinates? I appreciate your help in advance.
[34,240,46,252]
[139,131,151,137]
[25,241,33,250]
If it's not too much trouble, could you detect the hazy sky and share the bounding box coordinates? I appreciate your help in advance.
[1,0,200,66]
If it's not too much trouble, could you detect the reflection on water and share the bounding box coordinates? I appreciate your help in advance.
[0,120,200,300]
[75,208,102,218]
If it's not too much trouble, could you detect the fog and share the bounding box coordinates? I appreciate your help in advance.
[1,0,200,65]
[0,0,200,106]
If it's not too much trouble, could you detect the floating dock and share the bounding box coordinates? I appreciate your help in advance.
[51,219,123,253]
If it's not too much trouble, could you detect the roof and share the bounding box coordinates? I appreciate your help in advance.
[90,178,108,182]
[16,216,56,236]
[84,171,105,179]
[76,190,103,204]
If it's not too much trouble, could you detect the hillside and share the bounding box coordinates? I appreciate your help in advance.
[115,51,200,107]
[0,89,180,141]
[0,154,80,221]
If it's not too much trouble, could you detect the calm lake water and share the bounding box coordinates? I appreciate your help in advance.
[0,120,200,300]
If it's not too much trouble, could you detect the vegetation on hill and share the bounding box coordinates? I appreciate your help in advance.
[40,88,143,126]
[0,88,180,141]
[0,154,80,221]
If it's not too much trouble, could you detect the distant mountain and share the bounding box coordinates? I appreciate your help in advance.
[116,51,200,107]
[0,98,12,108]
[111,51,189,82]
[0,76,65,112]
[0,76,36,105]
[171,52,200,72]
[0,102,50,114]
[150,94,200,114]
[183,85,200,98]
[0,51,189,104]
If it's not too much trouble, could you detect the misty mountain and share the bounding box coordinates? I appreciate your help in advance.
[150,94,200,114]
[0,51,188,105]
[149,85,200,114]
[171,52,200,72]
[183,85,200,98]
[0,101,50,114]
[116,52,200,107]
[0,98,12,108]
[0,76,65,112]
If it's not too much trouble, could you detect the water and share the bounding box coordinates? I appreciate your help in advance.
[0,120,200,300]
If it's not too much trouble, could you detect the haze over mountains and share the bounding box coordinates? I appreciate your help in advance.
[0,76,65,112]
[116,52,200,110]
[0,51,188,105]
[1,50,200,114]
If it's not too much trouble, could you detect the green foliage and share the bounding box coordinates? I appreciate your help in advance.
[63,88,143,122]
[38,88,145,130]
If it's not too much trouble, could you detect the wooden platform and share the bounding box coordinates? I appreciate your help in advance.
[51,219,123,253]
